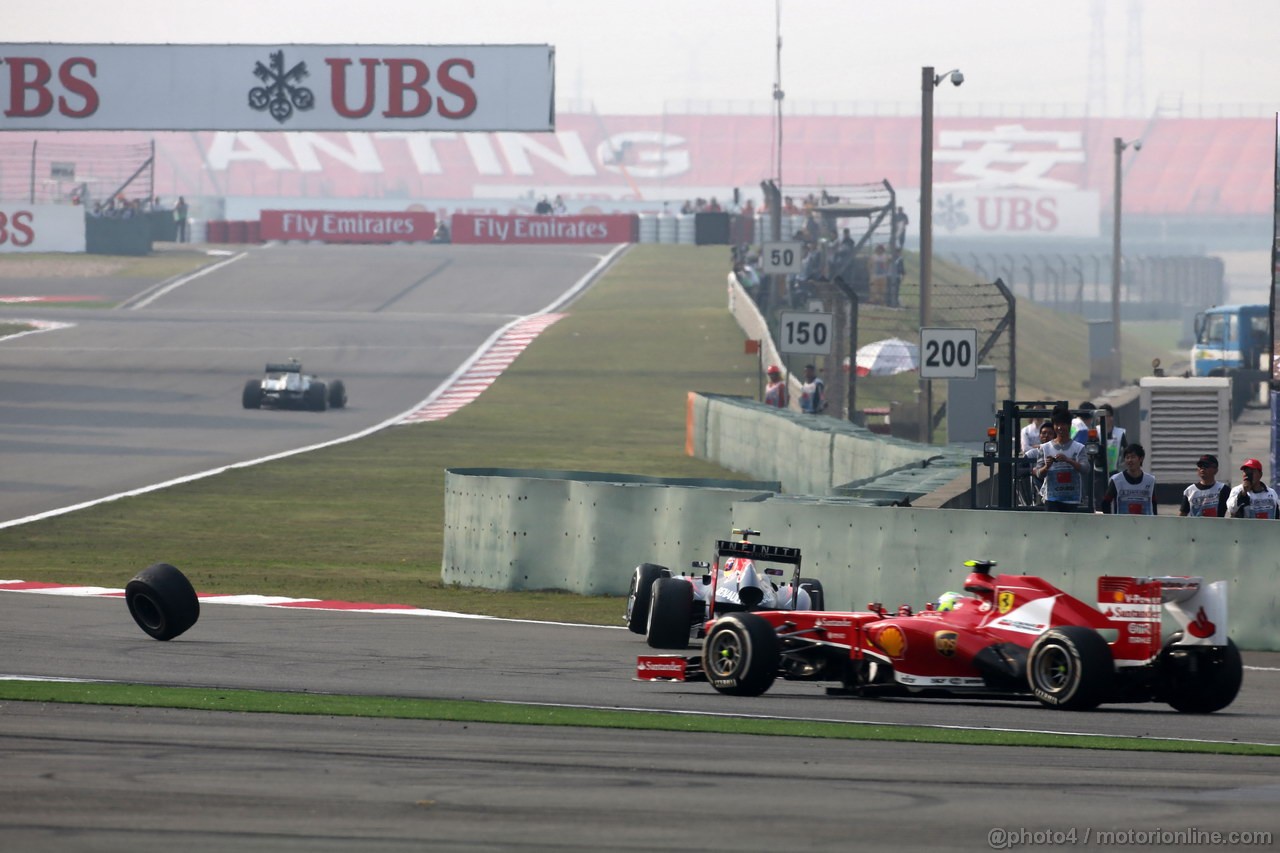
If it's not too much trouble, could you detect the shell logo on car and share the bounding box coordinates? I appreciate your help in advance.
[871,624,907,659]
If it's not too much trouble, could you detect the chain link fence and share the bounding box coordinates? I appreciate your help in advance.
[0,139,154,206]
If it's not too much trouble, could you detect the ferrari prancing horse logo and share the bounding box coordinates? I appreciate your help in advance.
[997,591,1016,614]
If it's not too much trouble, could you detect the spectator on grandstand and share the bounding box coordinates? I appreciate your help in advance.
[1179,454,1227,517]
[173,196,188,241]
[1071,402,1097,444]
[892,206,909,250]
[799,364,826,414]
[553,195,567,215]
[764,364,789,408]
[888,248,905,307]
[870,244,890,304]
[783,196,800,215]
[1035,406,1089,513]
[535,197,553,215]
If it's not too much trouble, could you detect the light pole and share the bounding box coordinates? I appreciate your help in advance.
[1111,136,1141,388]
[919,66,963,442]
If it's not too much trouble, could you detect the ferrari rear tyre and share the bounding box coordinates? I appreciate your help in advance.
[305,381,328,411]
[646,578,694,649]
[242,380,263,409]
[703,613,780,697]
[625,563,668,634]
[1158,633,1243,714]
[328,379,347,409]
[1027,626,1112,710]
[798,577,825,611]
[125,563,200,641]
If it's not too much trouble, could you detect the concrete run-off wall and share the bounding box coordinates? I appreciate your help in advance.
[442,468,779,596]
[688,392,962,495]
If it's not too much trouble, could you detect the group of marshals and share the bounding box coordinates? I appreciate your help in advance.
[1033,405,1276,518]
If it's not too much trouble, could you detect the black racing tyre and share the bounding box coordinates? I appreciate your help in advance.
[703,613,780,697]
[624,563,668,634]
[1027,626,1113,710]
[125,563,200,641]
[328,379,347,409]
[1158,632,1243,714]
[305,381,328,411]
[242,380,263,409]
[798,577,825,611]
[646,577,694,649]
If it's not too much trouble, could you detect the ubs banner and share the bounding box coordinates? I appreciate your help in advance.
[451,214,637,244]
[0,204,84,252]
[0,44,554,131]
[261,209,436,243]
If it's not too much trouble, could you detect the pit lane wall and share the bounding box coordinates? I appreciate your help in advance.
[442,468,780,595]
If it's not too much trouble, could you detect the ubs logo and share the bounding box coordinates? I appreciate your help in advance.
[249,50,315,124]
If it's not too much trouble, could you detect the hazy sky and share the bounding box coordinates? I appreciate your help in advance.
[3,0,1277,116]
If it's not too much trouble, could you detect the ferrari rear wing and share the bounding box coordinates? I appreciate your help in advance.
[1097,575,1228,666]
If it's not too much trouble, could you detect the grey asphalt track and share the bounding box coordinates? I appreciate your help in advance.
[1,592,1278,852]
[2,245,1278,851]
[0,243,615,523]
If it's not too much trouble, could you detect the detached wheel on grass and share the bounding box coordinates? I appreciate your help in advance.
[125,563,200,641]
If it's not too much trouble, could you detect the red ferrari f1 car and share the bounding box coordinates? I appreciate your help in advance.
[637,553,1242,712]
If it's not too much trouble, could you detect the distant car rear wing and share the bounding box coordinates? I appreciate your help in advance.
[265,361,302,373]
[713,540,802,565]
[708,537,803,619]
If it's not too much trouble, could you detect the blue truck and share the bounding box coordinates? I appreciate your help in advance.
[1191,303,1271,417]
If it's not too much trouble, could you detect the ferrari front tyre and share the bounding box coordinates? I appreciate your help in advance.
[1027,626,1113,711]
[305,381,328,411]
[798,577,825,611]
[125,563,200,641]
[242,380,263,409]
[646,577,694,649]
[703,613,780,697]
[624,563,668,634]
[328,379,347,409]
[1158,633,1243,714]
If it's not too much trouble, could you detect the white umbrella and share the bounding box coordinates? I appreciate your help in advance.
[853,337,919,377]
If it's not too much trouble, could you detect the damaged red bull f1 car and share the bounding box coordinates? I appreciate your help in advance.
[636,548,1242,712]
[625,529,823,649]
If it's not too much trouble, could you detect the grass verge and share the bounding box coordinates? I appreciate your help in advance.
[1,680,1271,756]
[0,245,1183,627]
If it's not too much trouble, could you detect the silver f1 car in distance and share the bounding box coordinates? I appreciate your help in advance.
[243,359,347,412]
